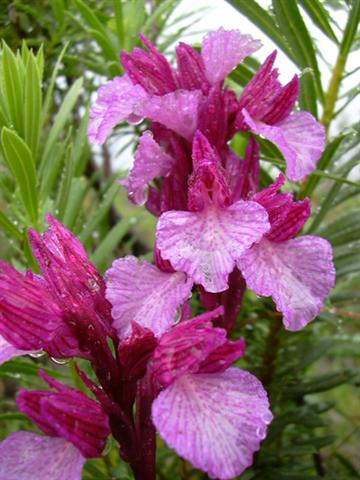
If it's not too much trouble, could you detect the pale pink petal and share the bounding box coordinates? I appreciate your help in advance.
[238,236,336,330]
[142,90,203,140]
[201,28,261,84]
[88,75,148,144]
[0,335,34,365]
[156,202,270,293]
[105,256,193,338]
[124,131,175,205]
[152,369,272,479]
[242,110,325,181]
[0,432,85,480]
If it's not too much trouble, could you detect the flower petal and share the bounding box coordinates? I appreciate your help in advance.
[238,236,336,330]
[188,131,231,211]
[242,110,325,181]
[124,131,175,205]
[156,202,270,292]
[0,262,63,351]
[176,42,209,92]
[142,90,204,140]
[0,431,85,480]
[0,335,34,365]
[201,28,261,84]
[105,256,193,338]
[88,75,148,144]
[152,368,272,479]
[253,174,311,241]
[18,371,110,458]
[151,307,226,387]
[237,51,299,126]
[121,34,177,95]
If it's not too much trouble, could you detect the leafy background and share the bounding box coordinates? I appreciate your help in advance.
[0,0,359,478]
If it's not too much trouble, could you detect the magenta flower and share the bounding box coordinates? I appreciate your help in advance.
[156,131,270,292]
[238,174,336,330]
[0,370,109,480]
[105,256,272,479]
[237,52,325,180]
[0,214,113,362]
[88,28,260,144]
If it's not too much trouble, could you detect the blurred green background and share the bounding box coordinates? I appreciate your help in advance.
[0,0,359,478]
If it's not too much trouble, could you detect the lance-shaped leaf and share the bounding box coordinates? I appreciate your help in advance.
[1,128,38,223]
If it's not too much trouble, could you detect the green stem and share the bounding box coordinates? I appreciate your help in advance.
[320,50,347,134]
[321,2,360,134]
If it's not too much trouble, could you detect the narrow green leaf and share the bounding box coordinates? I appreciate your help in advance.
[36,44,44,80]
[225,0,294,59]
[55,145,75,219]
[143,0,180,37]
[340,0,360,57]
[298,69,318,117]
[319,210,360,246]
[23,228,40,271]
[24,52,42,158]
[285,370,356,396]
[299,0,338,43]
[40,77,83,172]
[113,0,125,46]
[1,43,24,133]
[79,181,120,245]
[88,28,119,62]
[335,254,360,278]
[74,0,110,39]
[272,0,324,103]
[0,210,22,239]
[91,217,138,270]
[301,134,346,197]
[1,127,38,223]
[63,177,90,230]
[42,42,69,123]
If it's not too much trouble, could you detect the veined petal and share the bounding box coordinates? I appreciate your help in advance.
[18,372,110,458]
[151,307,226,387]
[0,335,34,365]
[88,75,148,144]
[238,236,336,330]
[237,51,299,125]
[243,110,325,181]
[176,42,209,92]
[0,432,85,480]
[188,131,231,211]
[156,202,270,293]
[201,28,261,84]
[0,262,62,351]
[105,256,193,338]
[152,369,272,479]
[121,34,177,95]
[142,90,203,140]
[124,131,175,205]
[253,174,311,241]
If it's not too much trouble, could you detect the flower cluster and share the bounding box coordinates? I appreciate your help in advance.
[0,28,335,480]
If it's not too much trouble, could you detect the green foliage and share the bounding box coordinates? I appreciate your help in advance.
[0,1,359,479]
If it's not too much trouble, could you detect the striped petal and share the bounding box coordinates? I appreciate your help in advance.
[142,90,203,140]
[106,256,193,338]
[238,236,336,330]
[0,432,85,480]
[123,131,175,205]
[152,369,272,479]
[242,110,325,181]
[156,202,270,293]
[201,28,261,84]
[88,75,148,144]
